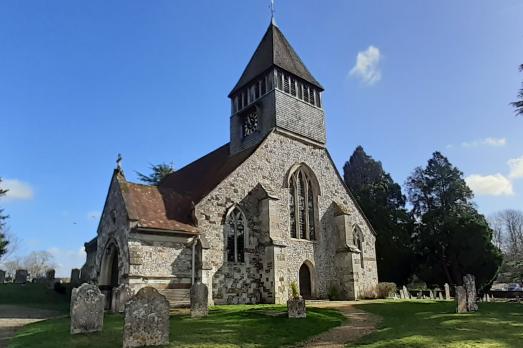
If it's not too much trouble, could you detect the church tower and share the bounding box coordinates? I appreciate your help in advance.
[229,22,326,155]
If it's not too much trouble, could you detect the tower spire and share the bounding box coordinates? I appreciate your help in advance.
[270,0,276,25]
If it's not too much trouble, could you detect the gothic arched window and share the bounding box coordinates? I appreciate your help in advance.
[226,207,246,263]
[289,166,318,240]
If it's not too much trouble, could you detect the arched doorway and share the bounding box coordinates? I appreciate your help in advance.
[299,263,312,299]
[99,242,120,309]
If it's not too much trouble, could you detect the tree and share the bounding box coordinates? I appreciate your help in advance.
[489,209,523,257]
[2,258,22,278]
[0,177,9,260]
[136,162,175,185]
[23,251,55,278]
[344,146,413,285]
[406,152,502,289]
[512,64,523,116]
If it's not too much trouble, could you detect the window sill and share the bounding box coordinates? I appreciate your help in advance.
[289,238,318,244]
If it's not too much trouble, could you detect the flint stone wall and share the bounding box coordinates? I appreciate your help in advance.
[196,132,378,305]
[123,287,170,348]
[70,283,105,334]
[112,283,134,313]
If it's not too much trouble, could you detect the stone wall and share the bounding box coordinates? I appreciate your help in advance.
[196,131,378,305]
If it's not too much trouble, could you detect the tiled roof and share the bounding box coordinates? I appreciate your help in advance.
[229,22,323,97]
[118,176,198,234]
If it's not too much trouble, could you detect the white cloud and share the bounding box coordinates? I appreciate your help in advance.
[1,179,34,201]
[349,46,382,85]
[508,155,523,179]
[47,247,86,277]
[465,173,514,196]
[461,137,507,148]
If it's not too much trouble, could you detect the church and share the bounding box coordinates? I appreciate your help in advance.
[82,20,378,306]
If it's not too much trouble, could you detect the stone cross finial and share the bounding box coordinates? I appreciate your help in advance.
[270,0,277,25]
[116,153,123,171]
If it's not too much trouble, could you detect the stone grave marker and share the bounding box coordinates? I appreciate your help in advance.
[444,283,451,300]
[402,286,410,299]
[0,270,5,284]
[70,268,81,286]
[123,287,170,348]
[429,289,434,300]
[14,269,28,284]
[111,283,134,313]
[438,292,443,300]
[46,269,55,280]
[190,281,209,318]
[455,286,467,313]
[463,274,478,312]
[70,283,105,334]
[486,294,491,302]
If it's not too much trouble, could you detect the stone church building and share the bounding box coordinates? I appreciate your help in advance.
[82,21,378,306]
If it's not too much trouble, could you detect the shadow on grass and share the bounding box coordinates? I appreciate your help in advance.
[353,300,523,348]
[9,305,345,348]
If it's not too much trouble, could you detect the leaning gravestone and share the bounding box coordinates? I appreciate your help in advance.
[455,286,467,313]
[0,270,5,284]
[70,283,105,334]
[70,268,81,286]
[123,287,170,348]
[111,283,134,313]
[444,283,451,300]
[463,274,478,312]
[190,281,209,318]
[14,269,28,284]
[438,292,444,300]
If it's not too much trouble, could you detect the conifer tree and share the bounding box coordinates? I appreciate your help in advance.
[512,64,523,116]
[0,178,9,259]
[136,162,175,186]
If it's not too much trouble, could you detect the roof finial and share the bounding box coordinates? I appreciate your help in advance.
[116,153,123,173]
[270,0,277,25]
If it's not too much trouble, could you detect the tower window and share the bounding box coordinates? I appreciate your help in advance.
[277,70,283,90]
[226,207,246,263]
[283,74,290,93]
[261,78,266,95]
[290,77,296,96]
[288,165,318,241]
[303,86,310,103]
[316,90,321,108]
[309,88,315,106]
[298,82,303,99]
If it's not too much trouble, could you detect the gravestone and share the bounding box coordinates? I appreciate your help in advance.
[463,274,478,312]
[70,283,105,334]
[486,294,491,302]
[70,268,81,286]
[111,283,134,313]
[190,281,209,318]
[123,287,170,348]
[429,289,434,300]
[444,283,451,300]
[0,270,5,284]
[14,269,28,284]
[287,298,307,318]
[402,286,410,299]
[46,269,55,280]
[455,286,467,313]
[438,292,443,300]
[399,289,405,299]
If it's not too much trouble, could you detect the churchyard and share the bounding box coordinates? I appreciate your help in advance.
[2,280,523,348]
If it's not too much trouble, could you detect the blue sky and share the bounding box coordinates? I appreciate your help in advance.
[1,0,522,275]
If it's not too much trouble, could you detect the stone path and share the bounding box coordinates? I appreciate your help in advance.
[296,301,381,348]
[0,305,63,348]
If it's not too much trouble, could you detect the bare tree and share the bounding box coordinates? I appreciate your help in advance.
[23,251,56,278]
[489,209,523,259]
[1,257,23,278]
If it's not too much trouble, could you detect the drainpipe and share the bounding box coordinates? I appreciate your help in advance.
[191,237,198,285]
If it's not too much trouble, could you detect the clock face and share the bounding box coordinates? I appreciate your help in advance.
[242,110,258,137]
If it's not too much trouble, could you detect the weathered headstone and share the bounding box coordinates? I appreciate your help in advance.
[46,269,55,280]
[438,292,443,300]
[0,270,5,284]
[287,298,306,318]
[429,289,435,300]
[14,269,28,284]
[463,274,478,312]
[444,283,451,300]
[111,283,134,313]
[486,294,491,302]
[123,287,170,348]
[70,268,81,286]
[399,289,404,299]
[190,281,209,318]
[455,286,467,313]
[70,283,105,334]
[402,286,410,299]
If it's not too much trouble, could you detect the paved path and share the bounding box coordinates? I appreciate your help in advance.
[297,301,381,348]
[0,305,63,348]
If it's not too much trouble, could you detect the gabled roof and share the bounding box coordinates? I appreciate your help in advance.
[160,142,258,204]
[116,174,198,234]
[229,22,323,97]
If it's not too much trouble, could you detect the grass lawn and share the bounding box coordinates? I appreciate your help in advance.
[0,283,69,312]
[354,300,523,348]
[9,305,345,348]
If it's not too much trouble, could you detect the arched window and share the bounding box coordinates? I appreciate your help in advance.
[226,207,246,263]
[353,226,364,268]
[289,166,318,240]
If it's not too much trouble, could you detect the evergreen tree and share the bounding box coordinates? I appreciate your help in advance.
[0,178,9,259]
[512,64,523,116]
[344,146,413,285]
[136,162,175,186]
[406,152,502,289]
